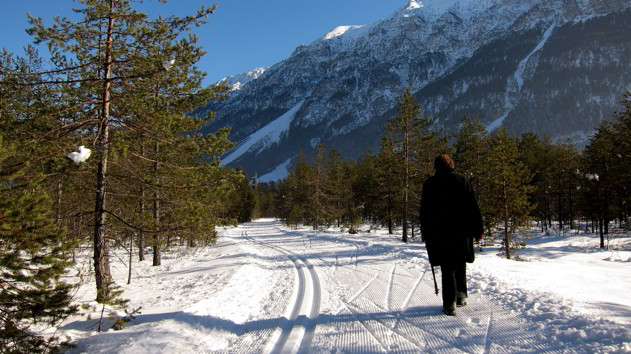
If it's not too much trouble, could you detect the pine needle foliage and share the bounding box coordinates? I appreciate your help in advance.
[484,129,533,259]
[25,0,224,301]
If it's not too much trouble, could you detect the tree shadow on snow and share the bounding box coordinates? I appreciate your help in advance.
[61,302,570,353]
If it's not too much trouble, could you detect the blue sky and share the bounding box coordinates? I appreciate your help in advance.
[1,0,406,86]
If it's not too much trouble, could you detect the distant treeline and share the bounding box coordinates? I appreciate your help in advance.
[249,90,631,257]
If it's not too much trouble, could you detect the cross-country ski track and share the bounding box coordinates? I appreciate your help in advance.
[216,220,629,353]
[243,229,321,354]
[61,219,631,353]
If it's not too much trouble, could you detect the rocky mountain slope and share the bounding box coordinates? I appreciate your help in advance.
[197,0,631,180]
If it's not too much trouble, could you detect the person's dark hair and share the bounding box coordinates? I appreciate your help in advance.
[434,154,455,171]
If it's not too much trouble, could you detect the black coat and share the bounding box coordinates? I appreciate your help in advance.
[420,168,483,266]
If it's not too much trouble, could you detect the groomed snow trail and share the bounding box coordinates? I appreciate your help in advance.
[58,219,631,353]
[235,220,630,353]
[242,227,321,354]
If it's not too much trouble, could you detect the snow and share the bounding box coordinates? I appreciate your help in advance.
[514,24,556,90]
[488,23,556,132]
[259,158,292,183]
[407,0,422,10]
[67,145,92,164]
[486,110,509,132]
[416,0,495,19]
[321,25,372,50]
[46,220,631,353]
[323,25,364,40]
[218,67,267,91]
[221,101,304,165]
[476,231,631,325]
[162,59,175,71]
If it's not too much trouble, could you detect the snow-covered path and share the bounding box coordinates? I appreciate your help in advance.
[61,219,630,353]
[238,220,627,353]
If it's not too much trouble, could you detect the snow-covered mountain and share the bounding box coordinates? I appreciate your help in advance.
[217,67,267,91]
[197,0,631,180]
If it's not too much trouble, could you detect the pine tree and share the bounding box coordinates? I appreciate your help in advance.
[282,153,312,227]
[26,0,218,300]
[549,141,580,232]
[343,162,363,234]
[227,170,256,224]
[383,89,424,242]
[454,117,488,191]
[328,151,360,232]
[328,149,348,227]
[454,117,491,232]
[610,91,631,229]
[308,145,333,230]
[518,133,547,231]
[583,122,616,247]
[376,136,402,235]
[484,129,533,259]
[353,153,380,225]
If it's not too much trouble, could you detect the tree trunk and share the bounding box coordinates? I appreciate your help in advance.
[569,183,574,230]
[138,143,146,261]
[402,219,408,243]
[504,218,511,260]
[138,186,145,261]
[387,197,393,235]
[402,123,409,244]
[94,5,114,303]
[502,153,510,260]
[604,191,610,235]
[127,232,133,285]
[558,189,563,232]
[56,178,62,226]
[546,194,552,229]
[153,141,161,266]
[599,218,604,248]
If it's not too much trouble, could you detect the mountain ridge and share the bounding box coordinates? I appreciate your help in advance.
[197,0,631,181]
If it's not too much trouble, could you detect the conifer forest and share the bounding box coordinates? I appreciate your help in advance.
[1,1,630,352]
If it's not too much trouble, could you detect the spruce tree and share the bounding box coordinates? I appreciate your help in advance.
[0,50,77,352]
[0,143,77,352]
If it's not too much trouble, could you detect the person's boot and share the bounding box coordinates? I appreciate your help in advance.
[456,297,467,307]
[443,307,456,316]
[443,301,456,316]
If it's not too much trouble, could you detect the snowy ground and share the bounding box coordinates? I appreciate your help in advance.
[52,219,631,353]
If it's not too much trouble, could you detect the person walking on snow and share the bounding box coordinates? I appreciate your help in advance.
[420,154,484,316]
